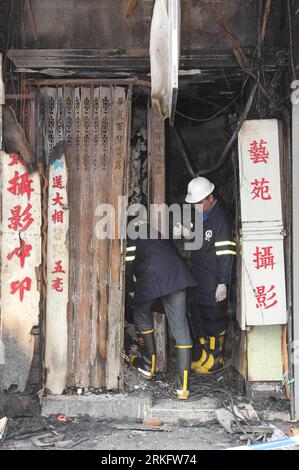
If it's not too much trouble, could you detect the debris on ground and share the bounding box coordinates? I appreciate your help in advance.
[228,434,299,450]
[231,424,274,436]
[214,442,229,448]
[143,418,162,427]
[237,403,260,423]
[3,416,49,441]
[215,398,298,450]
[31,431,64,448]
[0,413,296,450]
[113,423,167,432]
[0,355,294,450]
[266,424,288,441]
[123,361,174,398]
[123,363,149,392]
[215,404,278,444]
[0,417,8,444]
[56,414,72,423]
[215,408,236,434]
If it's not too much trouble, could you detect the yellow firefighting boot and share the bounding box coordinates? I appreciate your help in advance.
[172,345,192,400]
[195,331,225,374]
[191,337,208,370]
[129,329,156,380]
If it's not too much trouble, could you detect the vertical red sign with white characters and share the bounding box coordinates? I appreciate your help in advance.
[238,120,287,327]
[0,151,41,391]
[45,156,69,394]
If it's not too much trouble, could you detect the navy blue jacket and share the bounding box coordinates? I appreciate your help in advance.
[190,202,236,305]
[126,224,197,304]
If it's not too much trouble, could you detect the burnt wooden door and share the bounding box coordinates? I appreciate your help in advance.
[36,84,132,391]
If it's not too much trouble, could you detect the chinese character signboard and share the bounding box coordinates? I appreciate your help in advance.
[238,120,283,226]
[238,120,287,327]
[241,235,287,326]
[0,151,41,391]
[45,155,69,394]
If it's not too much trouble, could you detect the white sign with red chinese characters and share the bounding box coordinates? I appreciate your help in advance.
[242,235,287,326]
[238,119,283,225]
[0,151,41,391]
[238,119,287,327]
[45,155,69,394]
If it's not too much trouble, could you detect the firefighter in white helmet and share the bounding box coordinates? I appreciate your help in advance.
[183,176,236,374]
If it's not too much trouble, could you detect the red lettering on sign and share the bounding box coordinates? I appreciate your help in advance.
[51,277,63,292]
[52,175,64,189]
[8,171,34,201]
[248,139,270,164]
[51,260,65,274]
[7,240,33,268]
[8,204,34,232]
[253,246,275,270]
[52,192,64,207]
[250,178,272,200]
[255,284,278,309]
[8,153,25,167]
[10,277,32,302]
[52,210,64,224]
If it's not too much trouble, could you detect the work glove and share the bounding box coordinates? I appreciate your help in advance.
[173,222,193,239]
[215,284,227,302]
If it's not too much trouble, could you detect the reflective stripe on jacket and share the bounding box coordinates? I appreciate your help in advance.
[126,224,197,304]
[191,202,235,305]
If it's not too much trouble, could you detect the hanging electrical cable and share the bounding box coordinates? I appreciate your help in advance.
[287,0,296,82]
[175,92,242,123]
[194,79,258,176]
[173,78,259,178]
[172,34,261,178]
[171,125,196,177]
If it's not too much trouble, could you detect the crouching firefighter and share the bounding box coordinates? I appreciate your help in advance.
[184,177,236,374]
[125,217,197,399]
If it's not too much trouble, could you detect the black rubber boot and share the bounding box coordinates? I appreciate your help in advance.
[172,346,192,399]
[191,337,208,370]
[196,331,226,374]
[130,330,156,380]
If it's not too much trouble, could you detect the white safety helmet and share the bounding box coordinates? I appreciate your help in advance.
[185,177,215,204]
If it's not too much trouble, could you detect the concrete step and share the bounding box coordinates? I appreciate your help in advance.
[41,392,292,423]
[41,392,220,423]
[145,397,220,424]
[41,391,153,420]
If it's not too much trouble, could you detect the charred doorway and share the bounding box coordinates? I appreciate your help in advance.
[166,70,291,401]
[166,81,238,381]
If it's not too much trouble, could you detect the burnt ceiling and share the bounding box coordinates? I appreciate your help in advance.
[18,0,287,50]
[0,0,289,79]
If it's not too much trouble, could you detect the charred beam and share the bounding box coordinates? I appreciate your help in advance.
[7,48,288,76]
